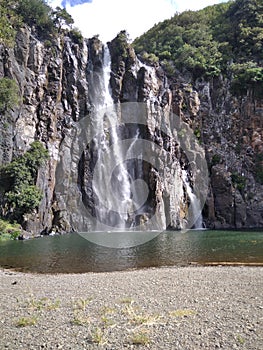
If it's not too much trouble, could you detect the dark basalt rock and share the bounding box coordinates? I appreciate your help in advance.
[0,27,262,236]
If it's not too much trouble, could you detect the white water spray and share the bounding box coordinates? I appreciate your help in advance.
[182,170,203,229]
[91,45,132,228]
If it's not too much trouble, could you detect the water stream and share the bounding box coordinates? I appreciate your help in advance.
[182,170,203,229]
[91,45,133,229]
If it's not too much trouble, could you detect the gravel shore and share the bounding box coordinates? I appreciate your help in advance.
[0,266,262,349]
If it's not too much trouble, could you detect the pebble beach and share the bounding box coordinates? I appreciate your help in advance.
[0,266,262,349]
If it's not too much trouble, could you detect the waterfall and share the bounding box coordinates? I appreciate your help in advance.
[90,45,132,229]
[182,170,203,229]
[85,44,205,233]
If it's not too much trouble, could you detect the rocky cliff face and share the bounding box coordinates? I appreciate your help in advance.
[167,74,263,229]
[0,27,262,236]
[197,78,263,228]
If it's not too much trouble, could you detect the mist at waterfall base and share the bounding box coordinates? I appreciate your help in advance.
[55,44,208,248]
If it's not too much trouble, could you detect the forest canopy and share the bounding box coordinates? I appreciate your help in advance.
[0,0,78,45]
[133,0,263,93]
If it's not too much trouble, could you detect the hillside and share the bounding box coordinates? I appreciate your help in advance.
[133,0,263,96]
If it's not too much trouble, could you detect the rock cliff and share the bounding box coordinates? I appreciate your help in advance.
[0,27,262,236]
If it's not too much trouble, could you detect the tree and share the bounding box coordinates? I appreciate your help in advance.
[52,6,74,32]
[16,0,55,36]
[0,141,49,222]
[230,61,263,95]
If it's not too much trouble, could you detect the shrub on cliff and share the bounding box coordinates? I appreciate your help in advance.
[0,141,49,222]
[0,1,21,47]
[0,219,21,241]
[0,78,20,113]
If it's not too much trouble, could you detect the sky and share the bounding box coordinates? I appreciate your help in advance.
[49,0,229,43]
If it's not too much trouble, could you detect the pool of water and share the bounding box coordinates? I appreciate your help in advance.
[0,229,262,273]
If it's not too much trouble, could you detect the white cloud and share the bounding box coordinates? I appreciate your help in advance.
[65,0,176,43]
[174,0,229,12]
[50,0,229,43]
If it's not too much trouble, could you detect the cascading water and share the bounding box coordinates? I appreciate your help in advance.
[84,43,205,234]
[182,170,203,229]
[90,45,133,229]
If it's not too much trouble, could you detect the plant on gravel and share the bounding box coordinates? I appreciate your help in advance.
[72,297,93,311]
[71,297,93,326]
[16,315,38,327]
[124,304,160,326]
[90,326,108,345]
[100,315,116,327]
[27,296,60,311]
[169,309,196,318]
[119,297,134,305]
[99,305,116,315]
[71,311,91,326]
[236,335,245,345]
[46,299,61,310]
[129,328,151,345]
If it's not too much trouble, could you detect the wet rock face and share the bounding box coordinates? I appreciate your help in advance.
[0,28,262,236]
[196,77,263,228]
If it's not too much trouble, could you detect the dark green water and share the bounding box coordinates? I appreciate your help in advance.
[0,230,262,274]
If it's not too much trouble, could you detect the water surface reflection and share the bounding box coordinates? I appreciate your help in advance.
[0,230,262,273]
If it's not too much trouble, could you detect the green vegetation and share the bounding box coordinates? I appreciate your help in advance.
[0,78,20,113]
[119,297,134,305]
[231,61,263,97]
[123,303,160,326]
[14,294,61,328]
[0,0,78,46]
[194,128,201,141]
[133,0,263,93]
[211,154,222,167]
[16,0,55,35]
[27,296,61,311]
[72,297,93,311]
[112,30,130,57]
[69,28,84,44]
[169,309,196,317]
[71,312,91,326]
[0,1,21,47]
[109,30,129,68]
[0,141,49,222]
[231,172,246,191]
[0,218,21,240]
[90,327,108,345]
[12,294,198,346]
[16,315,38,327]
[236,334,246,345]
[130,329,151,345]
[52,6,74,32]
